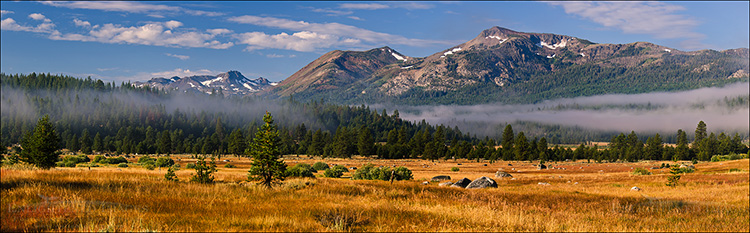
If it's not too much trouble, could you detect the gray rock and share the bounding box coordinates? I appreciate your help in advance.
[431,175,452,182]
[422,181,430,185]
[631,186,642,191]
[537,164,547,170]
[450,178,472,188]
[679,164,695,170]
[537,182,551,186]
[466,176,498,189]
[439,181,454,187]
[495,171,513,178]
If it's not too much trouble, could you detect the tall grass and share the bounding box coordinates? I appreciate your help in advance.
[2,158,748,232]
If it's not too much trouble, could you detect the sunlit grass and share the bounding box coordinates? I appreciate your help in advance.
[2,157,748,232]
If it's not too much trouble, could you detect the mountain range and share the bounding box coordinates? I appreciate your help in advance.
[137,26,749,105]
[134,70,277,96]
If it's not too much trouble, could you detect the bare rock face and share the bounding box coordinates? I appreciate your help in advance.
[466,177,498,189]
[450,178,472,188]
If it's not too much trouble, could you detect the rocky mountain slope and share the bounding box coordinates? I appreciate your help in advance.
[135,70,276,96]
[270,26,749,105]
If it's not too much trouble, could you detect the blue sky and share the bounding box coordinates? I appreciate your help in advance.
[1,1,748,83]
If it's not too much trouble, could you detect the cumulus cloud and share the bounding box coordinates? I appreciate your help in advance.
[549,1,707,49]
[339,2,433,10]
[1,10,14,16]
[41,1,223,17]
[206,28,232,35]
[73,18,91,27]
[339,3,390,10]
[150,68,217,78]
[1,17,57,33]
[28,13,51,22]
[48,20,234,49]
[165,53,190,60]
[228,15,447,51]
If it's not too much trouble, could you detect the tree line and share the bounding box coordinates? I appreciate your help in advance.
[1,73,747,164]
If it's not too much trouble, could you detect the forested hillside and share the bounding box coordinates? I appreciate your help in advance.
[2,73,746,163]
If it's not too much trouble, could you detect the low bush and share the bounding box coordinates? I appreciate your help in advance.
[165,167,178,181]
[93,155,106,163]
[185,163,196,169]
[144,164,155,170]
[117,163,128,168]
[451,167,459,172]
[324,165,349,178]
[711,153,745,162]
[632,167,652,175]
[105,156,127,164]
[312,162,329,171]
[224,163,236,168]
[286,163,316,178]
[352,163,413,181]
[155,157,175,167]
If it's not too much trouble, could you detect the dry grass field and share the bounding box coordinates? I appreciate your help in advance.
[2,155,748,232]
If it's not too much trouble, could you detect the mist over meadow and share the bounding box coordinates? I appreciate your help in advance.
[384,82,749,137]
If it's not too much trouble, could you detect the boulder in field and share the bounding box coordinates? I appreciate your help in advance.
[631,186,642,191]
[450,178,472,188]
[431,175,452,182]
[466,176,498,189]
[439,181,454,187]
[495,171,513,178]
[537,164,547,170]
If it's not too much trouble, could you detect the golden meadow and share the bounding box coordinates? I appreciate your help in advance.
[2,155,748,232]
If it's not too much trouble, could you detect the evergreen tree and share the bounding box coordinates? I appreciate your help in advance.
[514,132,529,161]
[645,133,663,160]
[247,112,287,189]
[537,137,548,162]
[79,129,92,154]
[92,132,102,152]
[675,129,689,161]
[695,121,707,144]
[501,125,514,161]
[227,129,247,156]
[357,126,375,157]
[157,130,172,155]
[20,115,61,169]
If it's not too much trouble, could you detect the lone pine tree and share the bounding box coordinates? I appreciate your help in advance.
[247,112,287,189]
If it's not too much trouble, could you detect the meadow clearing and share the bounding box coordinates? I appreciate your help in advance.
[2,155,748,232]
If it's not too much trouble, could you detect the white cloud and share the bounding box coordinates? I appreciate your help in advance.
[165,53,190,60]
[306,7,353,16]
[206,28,232,35]
[28,13,51,22]
[164,20,183,29]
[338,2,433,10]
[549,1,707,49]
[228,15,446,51]
[235,31,352,52]
[41,1,223,17]
[151,68,217,78]
[49,21,233,49]
[265,54,285,58]
[339,3,390,10]
[1,10,14,16]
[347,16,363,21]
[73,19,91,27]
[1,17,58,33]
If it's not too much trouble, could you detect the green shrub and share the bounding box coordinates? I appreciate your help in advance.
[155,157,175,167]
[224,163,236,168]
[106,156,127,164]
[59,155,91,167]
[352,163,412,181]
[312,162,329,171]
[93,155,106,163]
[185,163,196,169]
[324,165,348,178]
[144,164,155,170]
[165,167,178,181]
[138,155,155,164]
[451,167,459,172]
[117,163,128,168]
[286,163,316,178]
[632,167,652,175]
[190,156,216,184]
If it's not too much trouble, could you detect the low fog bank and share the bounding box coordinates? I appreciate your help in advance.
[382,82,749,136]
[0,87,322,130]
